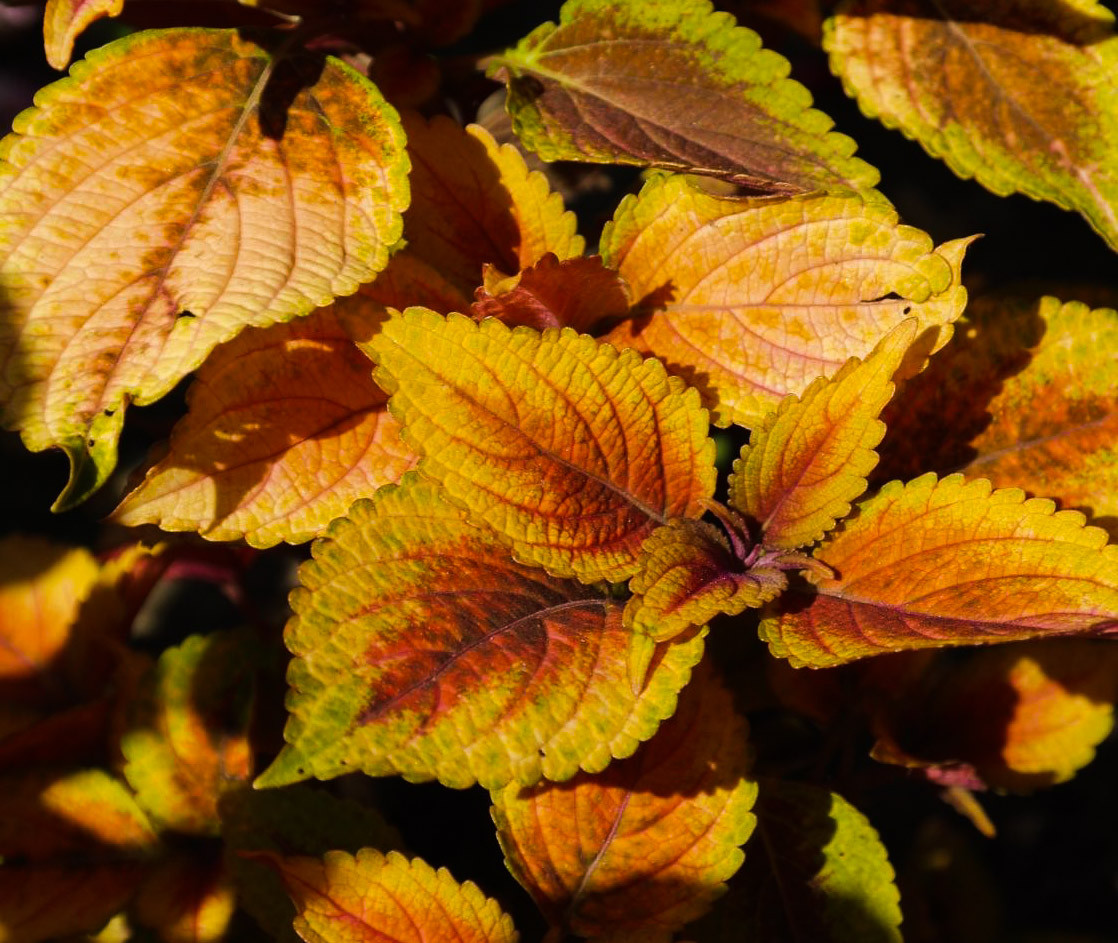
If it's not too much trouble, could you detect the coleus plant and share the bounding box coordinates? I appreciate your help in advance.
[1,0,1117,941]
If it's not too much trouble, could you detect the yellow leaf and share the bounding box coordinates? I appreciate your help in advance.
[112,301,416,548]
[728,320,917,549]
[43,0,123,70]
[0,29,409,508]
[266,849,518,943]
[602,174,971,428]
[371,310,716,583]
[763,474,1118,667]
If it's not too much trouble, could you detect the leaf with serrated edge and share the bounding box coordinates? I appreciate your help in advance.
[257,474,704,791]
[492,663,756,940]
[112,301,415,548]
[872,640,1118,791]
[729,320,916,549]
[43,0,123,69]
[827,1,1118,251]
[491,0,877,192]
[122,633,254,835]
[685,779,901,943]
[0,768,158,943]
[371,310,716,583]
[0,28,409,509]
[763,473,1118,667]
[263,849,518,943]
[878,296,1118,531]
[625,519,786,688]
[470,253,630,334]
[602,175,972,428]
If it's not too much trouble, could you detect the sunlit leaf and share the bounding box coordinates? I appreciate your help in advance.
[625,519,786,690]
[685,780,902,943]
[602,175,971,427]
[877,295,1118,533]
[872,640,1118,791]
[263,848,518,943]
[728,320,916,549]
[121,633,255,835]
[371,310,716,582]
[763,474,1118,667]
[132,853,236,943]
[257,474,704,790]
[827,0,1118,251]
[223,785,404,943]
[0,768,158,943]
[0,28,409,508]
[470,253,630,333]
[43,0,123,69]
[491,0,878,192]
[492,665,756,940]
[112,301,415,548]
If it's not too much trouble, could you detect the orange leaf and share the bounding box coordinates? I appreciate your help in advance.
[624,518,786,690]
[872,640,1118,791]
[877,295,1118,534]
[42,0,123,69]
[0,29,409,508]
[257,475,704,790]
[491,663,756,940]
[470,253,630,333]
[728,320,917,549]
[763,474,1118,667]
[112,301,416,548]
[264,848,518,943]
[121,633,255,835]
[371,310,716,582]
[602,174,971,428]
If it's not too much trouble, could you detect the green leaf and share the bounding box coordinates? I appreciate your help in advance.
[685,779,902,943]
[0,28,409,507]
[257,474,705,791]
[491,0,878,192]
[827,0,1118,251]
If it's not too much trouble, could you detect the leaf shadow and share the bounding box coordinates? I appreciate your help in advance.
[874,295,1047,487]
[834,0,1115,46]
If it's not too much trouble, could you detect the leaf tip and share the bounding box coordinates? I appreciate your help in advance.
[627,631,656,696]
[254,747,313,790]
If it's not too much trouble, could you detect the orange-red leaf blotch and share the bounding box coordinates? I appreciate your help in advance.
[371,310,716,582]
[265,848,519,943]
[601,175,971,428]
[112,302,416,548]
[491,664,756,940]
[43,0,124,69]
[729,320,917,549]
[470,253,630,333]
[763,474,1118,667]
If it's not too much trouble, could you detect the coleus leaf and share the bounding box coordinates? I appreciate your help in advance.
[602,174,972,428]
[43,0,123,69]
[684,779,902,943]
[262,848,518,943]
[491,663,756,941]
[470,253,630,333]
[0,29,408,508]
[624,519,787,690]
[370,310,716,583]
[121,632,255,835]
[257,474,704,790]
[491,0,878,193]
[871,640,1118,791]
[112,300,415,548]
[826,0,1118,251]
[0,768,159,943]
[728,320,917,549]
[763,474,1118,667]
[877,295,1118,530]
[132,852,237,943]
